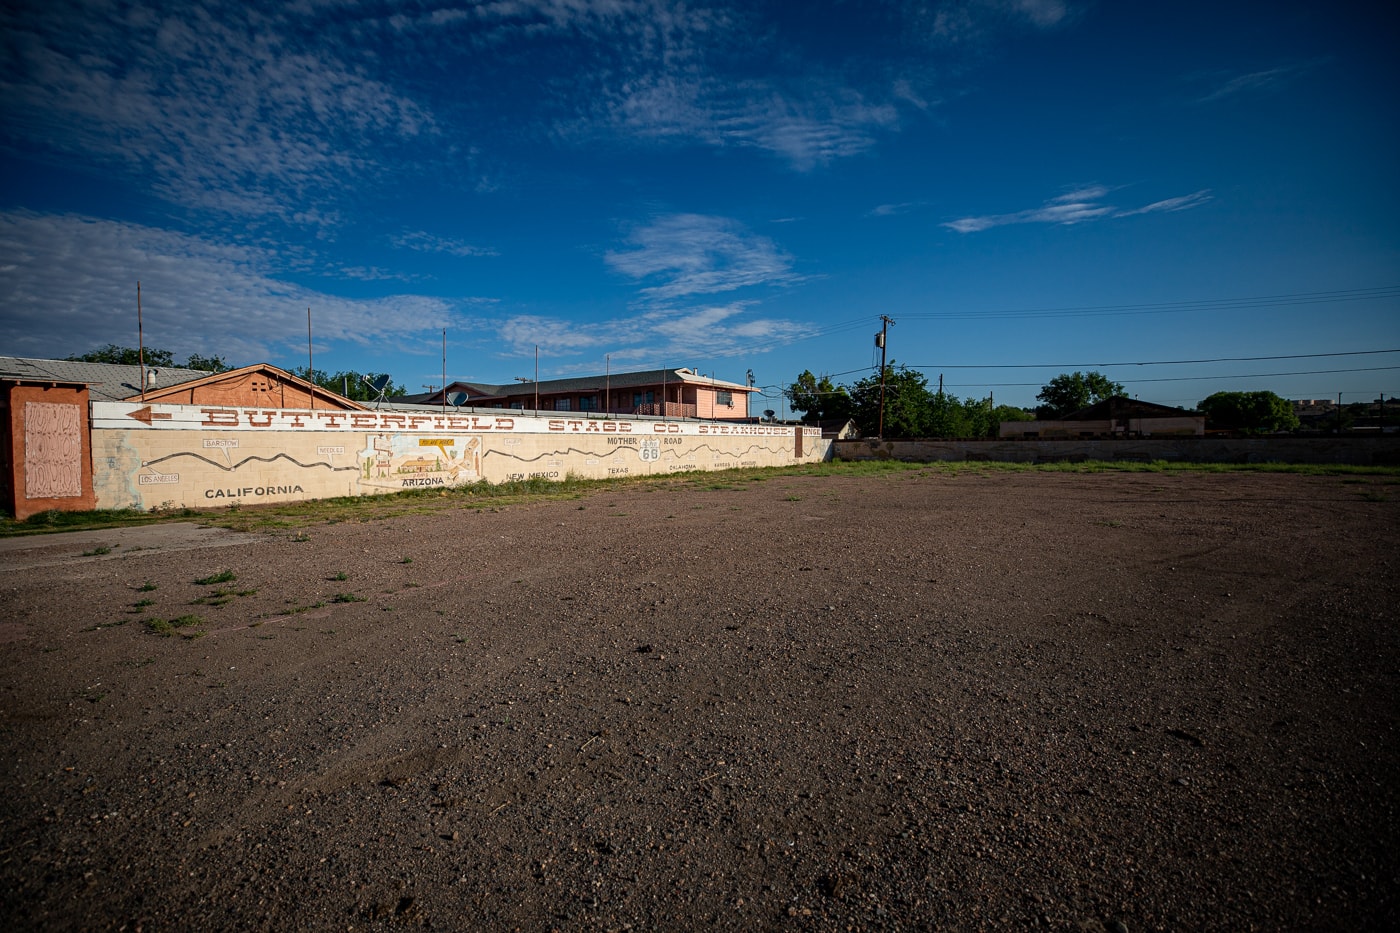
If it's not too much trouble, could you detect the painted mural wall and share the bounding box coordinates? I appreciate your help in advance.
[91,402,828,510]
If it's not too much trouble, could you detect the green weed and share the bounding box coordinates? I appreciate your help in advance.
[194,570,236,585]
[144,614,205,638]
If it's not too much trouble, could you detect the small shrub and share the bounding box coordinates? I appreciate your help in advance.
[144,614,204,637]
[331,593,366,604]
[194,570,236,585]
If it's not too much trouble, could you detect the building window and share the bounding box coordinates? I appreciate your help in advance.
[716,390,733,407]
[579,395,597,411]
[555,398,571,411]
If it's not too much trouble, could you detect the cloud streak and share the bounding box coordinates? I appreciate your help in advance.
[0,211,458,365]
[944,186,1211,233]
[494,301,814,368]
[605,214,800,301]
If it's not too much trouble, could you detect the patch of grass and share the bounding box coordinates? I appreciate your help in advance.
[2,507,168,537]
[133,597,156,609]
[138,581,158,592]
[81,545,112,556]
[9,458,1399,539]
[191,587,257,606]
[784,495,802,502]
[331,593,366,603]
[194,569,237,585]
[144,614,205,638]
[399,557,413,564]
[328,571,349,581]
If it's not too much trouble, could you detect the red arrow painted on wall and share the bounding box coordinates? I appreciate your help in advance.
[127,406,173,425]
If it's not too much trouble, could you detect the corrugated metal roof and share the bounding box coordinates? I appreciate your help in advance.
[0,356,212,402]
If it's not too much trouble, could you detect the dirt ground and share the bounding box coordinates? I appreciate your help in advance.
[1,469,1397,932]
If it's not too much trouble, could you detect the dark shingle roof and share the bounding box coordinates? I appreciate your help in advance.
[0,356,214,402]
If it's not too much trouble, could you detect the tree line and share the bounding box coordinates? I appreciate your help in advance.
[63,344,1304,434]
[787,365,1300,437]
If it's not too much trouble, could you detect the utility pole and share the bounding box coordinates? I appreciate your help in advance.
[876,315,894,438]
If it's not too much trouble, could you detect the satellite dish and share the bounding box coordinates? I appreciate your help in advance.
[448,391,468,408]
[362,373,393,409]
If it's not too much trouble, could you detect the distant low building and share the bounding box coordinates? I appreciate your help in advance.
[400,367,756,421]
[998,396,1205,439]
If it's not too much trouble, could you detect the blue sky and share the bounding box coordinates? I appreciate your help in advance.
[2,0,1397,412]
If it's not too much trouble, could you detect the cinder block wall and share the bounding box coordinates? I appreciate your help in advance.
[833,437,1400,466]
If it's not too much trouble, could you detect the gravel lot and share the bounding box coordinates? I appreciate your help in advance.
[1,468,1397,931]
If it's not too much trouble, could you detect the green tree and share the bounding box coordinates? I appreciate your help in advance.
[294,367,406,401]
[786,370,853,424]
[848,363,931,438]
[67,344,175,367]
[1035,371,1125,419]
[927,391,971,437]
[67,345,235,372]
[1197,391,1300,434]
[991,404,1034,433]
[184,353,232,372]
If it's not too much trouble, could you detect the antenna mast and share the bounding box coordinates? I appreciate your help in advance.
[137,281,146,402]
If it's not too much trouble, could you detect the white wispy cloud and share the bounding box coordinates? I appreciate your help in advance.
[596,73,899,169]
[0,211,458,364]
[495,301,813,366]
[1192,61,1317,104]
[0,0,432,222]
[604,213,799,301]
[868,200,928,218]
[493,211,812,363]
[0,0,1087,218]
[391,231,499,258]
[944,186,1211,233]
[920,0,1074,45]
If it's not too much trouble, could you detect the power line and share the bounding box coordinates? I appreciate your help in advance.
[897,285,1400,321]
[942,364,1400,389]
[909,349,1400,370]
